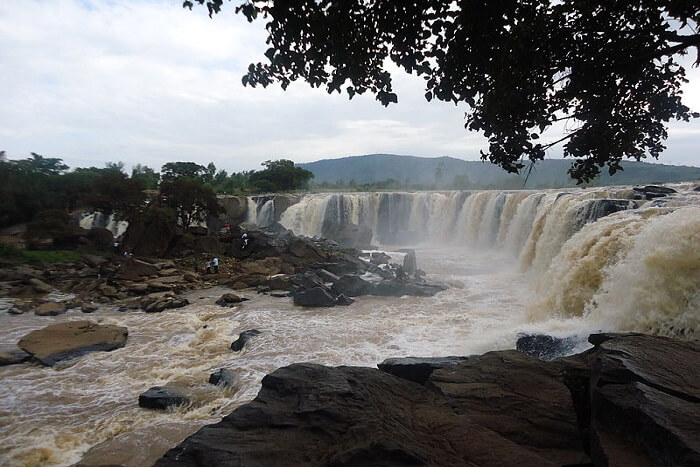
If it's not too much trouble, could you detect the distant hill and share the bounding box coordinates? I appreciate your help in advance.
[299,154,700,189]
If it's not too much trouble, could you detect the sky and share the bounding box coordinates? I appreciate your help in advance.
[1,0,699,174]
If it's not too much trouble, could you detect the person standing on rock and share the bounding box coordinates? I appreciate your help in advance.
[212,257,219,274]
[205,259,211,274]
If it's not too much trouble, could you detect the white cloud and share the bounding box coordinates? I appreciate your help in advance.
[0,0,697,173]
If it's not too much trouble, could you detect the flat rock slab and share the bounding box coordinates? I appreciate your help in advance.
[157,363,558,466]
[378,356,470,385]
[18,320,128,366]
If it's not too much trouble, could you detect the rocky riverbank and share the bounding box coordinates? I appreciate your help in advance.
[157,333,700,466]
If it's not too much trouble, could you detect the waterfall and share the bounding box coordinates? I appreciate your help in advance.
[278,187,699,337]
[79,212,128,238]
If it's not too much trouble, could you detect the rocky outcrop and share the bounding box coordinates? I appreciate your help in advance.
[209,368,238,388]
[139,386,190,410]
[632,185,677,200]
[323,222,373,249]
[157,363,558,467]
[292,287,339,307]
[157,333,699,467]
[140,294,189,313]
[17,321,128,366]
[571,333,700,466]
[230,330,261,352]
[215,293,246,307]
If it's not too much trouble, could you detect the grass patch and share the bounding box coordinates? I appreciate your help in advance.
[0,242,92,267]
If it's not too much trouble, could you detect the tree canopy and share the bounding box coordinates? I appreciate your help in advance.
[185,0,700,183]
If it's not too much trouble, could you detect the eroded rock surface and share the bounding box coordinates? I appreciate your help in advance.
[18,320,128,366]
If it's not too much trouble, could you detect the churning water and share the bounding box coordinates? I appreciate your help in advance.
[1,185,699,466]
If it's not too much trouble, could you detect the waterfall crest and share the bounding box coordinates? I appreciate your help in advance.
[279,188,700,337]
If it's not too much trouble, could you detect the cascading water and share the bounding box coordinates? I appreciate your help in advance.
[281,187,700,338]
[2,185,698,466]
[79,212,128,238]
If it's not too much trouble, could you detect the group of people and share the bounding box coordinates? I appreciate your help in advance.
[205,257,219,274]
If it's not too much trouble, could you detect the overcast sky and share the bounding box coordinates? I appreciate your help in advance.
[1,0,699,173]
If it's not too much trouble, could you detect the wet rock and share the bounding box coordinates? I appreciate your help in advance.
[215,293,246,307]
[230,281,248,290]
[632,185,677,200]
[370,251,391,265]
[370,279,446,297]
[116,259,159,281]
[124,282,149,294]
[402,249,417,276]
[315,268,339,283]
[209,368,238,388]
[143,296,189,313]
[577,333,700,466]
[0,346,32,366]
[157,363,560,467]
[332,275,372,297]
[80,303,99,313]
[8,303,31,315]
[18,320,128,366]
[378,356,470,385]
[427,350,586,465]
[98,284,119,298]
[287,237,326,262]
[268,274,290,290]
[34,301,67,316]
[335,294,355,306]
[28,278,53,294]
[292,287,337,307]
[516,333,581,361]
[138,386,190,410]
[230,329,261,352]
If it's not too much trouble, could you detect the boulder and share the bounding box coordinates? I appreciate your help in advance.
[0,346,32,366]
[157,363,562,467]
[378,356,470,385]
[80,303,99,313]
[18,320,128,366]
[332,275,372,297]
[516,333,581,361]
[315,268,340,283]
[98,284,120,298]
[138,386,190,410]
[209,368,238,388]
[576,333,700,466]
[215,293,246,307]
[292,287,337,307]
[236,257,282,276]
[28,278,53,294]
[427,350,586,465]
[230,330,261,352]
[34,301,67,316]
[287,237,326,262]
[402,249,417,276]
[268,274,290,290]
[141,294,189,313]
[116,259,159,281]
[370,251,391,265]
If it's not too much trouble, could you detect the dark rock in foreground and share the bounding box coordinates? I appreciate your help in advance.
[215,293,246,307]
[139,386,190,410]
[378,356,470,385]
[230,330,261,352]
[17,320,128,366]
[157,363,558,467]
[157,333,700,467]
[292,287,337,307]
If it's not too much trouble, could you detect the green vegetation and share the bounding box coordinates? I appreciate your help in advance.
[0,153,312,238]
[0,241,92,266]
[188,0,699,183]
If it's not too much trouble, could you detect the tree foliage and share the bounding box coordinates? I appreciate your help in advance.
[161,161,207,181]
[248,159,314,192]
[185,0,700,183]
[159,177,222,229]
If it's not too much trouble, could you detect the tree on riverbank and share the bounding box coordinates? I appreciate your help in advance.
[186,0,700,183]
